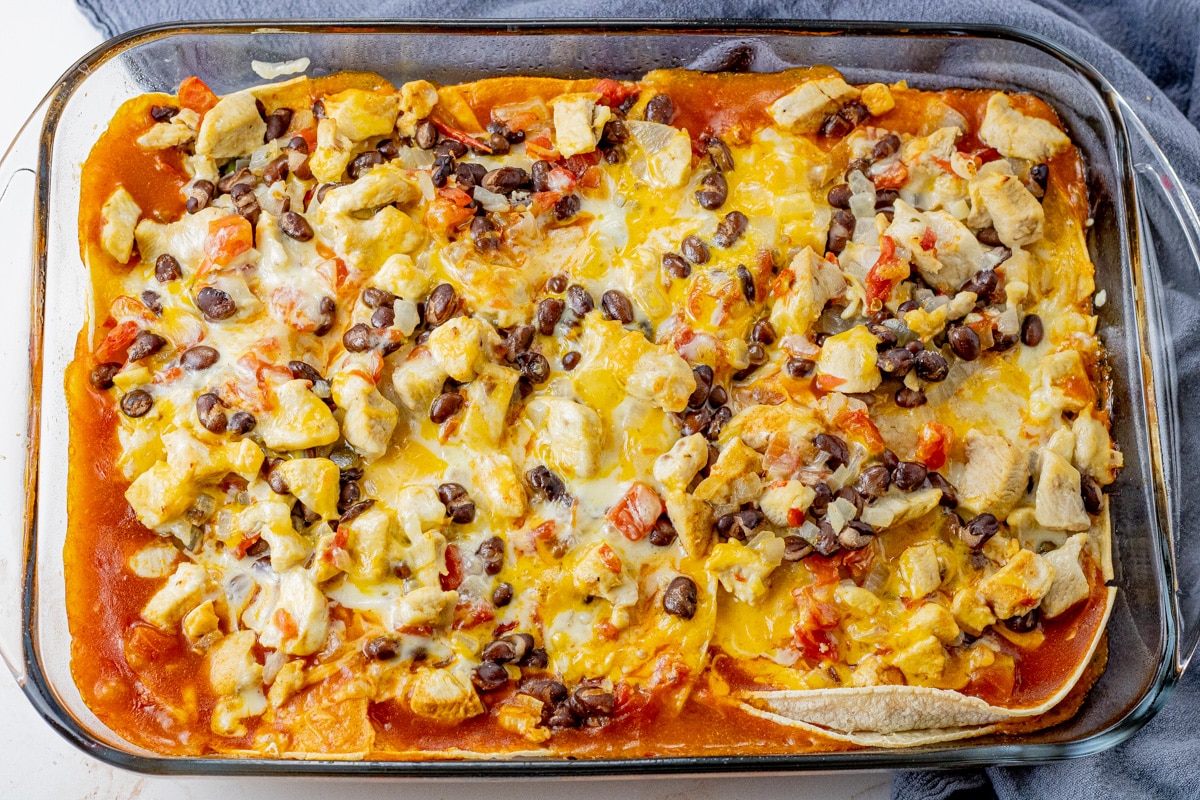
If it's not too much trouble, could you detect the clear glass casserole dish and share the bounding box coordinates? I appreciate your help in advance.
[2,19,1199,776]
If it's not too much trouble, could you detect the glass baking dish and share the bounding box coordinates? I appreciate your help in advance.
[2,19,1199,777]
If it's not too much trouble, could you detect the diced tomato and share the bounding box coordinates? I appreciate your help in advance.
[931,157,955,174]
[296,126,318,154]
[152,366,183,385]
[919,227,938,251]
[431,120,492,154]
[452,600,495,630]
[177,76,218,117]
[314,256,348,292]
[836,408,885,453]
[915,421,954,470]
[437,186,474,207]
[425,197,475,233]
[95,319,140,362]
[204,215,253,268]
[864,235,910,312]
[815,374,846,392]
[546,166,577,193]
[975,147,1002,164]
[274,608,299,641]
[578,165,603,189]
[493,620,519,637]
[563,152,600,177]
[873,161,909,190]
[440,544,464,591]
[595,620,620,641]
[525,133,559,161]
[606,482,664,541]
[793,625,839,664]
[530,190,563,216]
[500,110,541,134]
[592,78,639,108]
[804,554,842,587]
[232,534,261,558]
[597,543,623,573]
[787,507,807,527]
[841,545,876,585]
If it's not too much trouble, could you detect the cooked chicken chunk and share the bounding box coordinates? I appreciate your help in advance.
[195,91,267,159]
[956,431,1030,518]
[979,93,1071,163]
[1040,533,1091,617]
[100,187,141,264]
[978,548,1055,619]
[1035,450,1091,531]
[768,76,860,133]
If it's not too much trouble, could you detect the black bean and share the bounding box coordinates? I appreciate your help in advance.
[140,290,163,317]
[527,465,569,502]
[481,166,530,196]
[1005,608,1040,633]
[867,321,898,349]
[687,364,714,409]
[814,433,850,470]
[120,389,153,417]
[813,332,830,347]
[196,287,236,320]
[127,331,167,362]
[1029,164,1049,194]
[339,482,361,510]
[262,154,290,185]
[571,685,616,718]
[288,361,323,384]
[450,163,486,192]
[706,406,732,440]
[539,276,565,297]
[415,119,439,149]
[835,485,865,517]
[196,392,227,433]
[536,298,565,335]
[315,182,346,204]
[530,160,552,193]
[89,362,122,390]
[747,343,766,365]
[601,289,634,323]
[663,253,691,279]
[649,516,677,547]
[186,180,215,214]
[364,635,399,661]
[927,472,958,507]
[872,133,901,160]
[892,461,928,491]
[437,483,467,505]
[815,519,841,556]
[338,499,375,526]
[371,306,395,329]
[342,323,374,352]
[493,582,514,606]
[1022,314,1044,347]
[504,325,535,360]
[155,253,183,282]
[662,576,699,619]
[827,183,853,209]
[1081,475,1103,514]
[819,111,855,140]
[961,513,1000,549]
[645,93,675,124]
[992,333,1020,352]
[425,283,457,327]
[961,269,998,299]
[785,357,815,378]
[518,351,551,383]
[695,171,728,210]
[228,411,256,435]
[447,497,476,524]
[855,464,891,500]
[705,136,734,172]
[914,350,950,382]
[747,319,776,346]
[826,209,856,254]
[553,193,581,221]
[562,351,581,371]
[519,678,569,707]
[481,638,518,664]
[468,214,500,250]
[681,235,710,265]
[976,226,1003,247]
[285,135,309,155]
[898,299,921,314]
[679,407,712,437]
[360,287,395,309]
[377,138,399,160]
[810,483,833,517]
[217,167,254,195]
[839,520,875,550]
[429,392,463,423]
[875,188,899,209]
[150,104,178,122]
[737,264,756,303]
[715,210,749,248]
[348,150,384,180]
[895,387,927,408]
[905,339,924,353]
[476,536,505,575]
[472,661,509,692]
[430,155,454,188]
[707,385,728,407]
[279,211,314,241]
[565,284,594,317]
[783,535,814,562]
[178,347,217,373]
[948,325,982,361]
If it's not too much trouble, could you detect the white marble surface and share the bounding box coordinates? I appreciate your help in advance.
[0,4,892,797]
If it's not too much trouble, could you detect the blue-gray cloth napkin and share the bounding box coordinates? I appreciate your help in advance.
[71,2,1200,799]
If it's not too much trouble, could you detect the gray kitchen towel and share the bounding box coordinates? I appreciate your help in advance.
[71,2,1200,799]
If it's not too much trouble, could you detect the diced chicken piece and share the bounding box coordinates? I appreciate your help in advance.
[625,348,696,414]
[906,603,961,645]
[261,569,329,656]
[426,315,495,383]
[100,187,141,264]
[859,487,942,530]
[475,453,526,518]
[624,120,693,189]
[885,201,984,293]
[308,117,355,182]
[392,347,449,414]
[653,433,709,492]
[1041,533,1091,618]
[407,668,485,723]
[768,247,847,336]
[341,505,395,582]
[320,161,420,214]
[267,659,306,708]
[973,171,1044,248]
[898,542,943,600]
[207,438,266,482]
[208,630,262,696]
[182,600,220,642]
[322,88,400,142]
[372,253,431,300]
[236,500,312,572]
[273,458,340,520]
[395,586,459,628]
[1030,350,1092,421]
[705,533,786,605]
[1072,410,1122,485]
[257,380,341,451]
[128,540,180,579]
[815,326,882,394]
[134,206,222,274]
[759,480,817,527]
[396,80,439,138]
[664,490,714,558]
[392,486,446,541]
[1035,450,1091,532]
[495,694,551,743]
[956,431,1030,518]
[551,92,611,158]
[889,634,946,682]
[572,541,634,604]
[142,562,211,629]
[125,461,195,529]
[901,126,961,167]
[212,687,268,738]
[979,93,1071,163]
[851,655,898,687]
[539,396,603,478]
[332,373,399,461]
[951,588,998,636]
[137,109,200,149]
[768,76,861,133]
[195,91,268,159]
[460,364,520,447]
[836,584,881,615]
[978,548,1055,619]
[860,83,895,116]
[693,437,763,506]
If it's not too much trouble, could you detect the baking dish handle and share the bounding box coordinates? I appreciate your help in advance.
[1116,94,1200,677]
[0,98,47,685]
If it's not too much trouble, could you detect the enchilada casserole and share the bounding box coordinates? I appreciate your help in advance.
[67,66,1121,757]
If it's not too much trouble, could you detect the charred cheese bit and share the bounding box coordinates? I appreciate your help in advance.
[273,458,341,520]
[978,549,1055,619]
[322,88,400,141]
[99,187,141,263]
[195,91,267,159]
[551,92,610,157]
[815,326,882,394]
[1041,533,1090,617]
[955,431,1030,519]
[1035,450,1090,531]
[257,380,341,451]
[653,433,709,492]
[397,80,439,138]
[142,562,211,629]
[768,76,860,133]
[332,373,399,461]
[979,93,1071,163]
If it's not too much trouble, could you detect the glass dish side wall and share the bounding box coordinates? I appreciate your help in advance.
[22,23,1173,774]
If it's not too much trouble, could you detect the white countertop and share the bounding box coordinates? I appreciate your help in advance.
[0,4,890,797]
